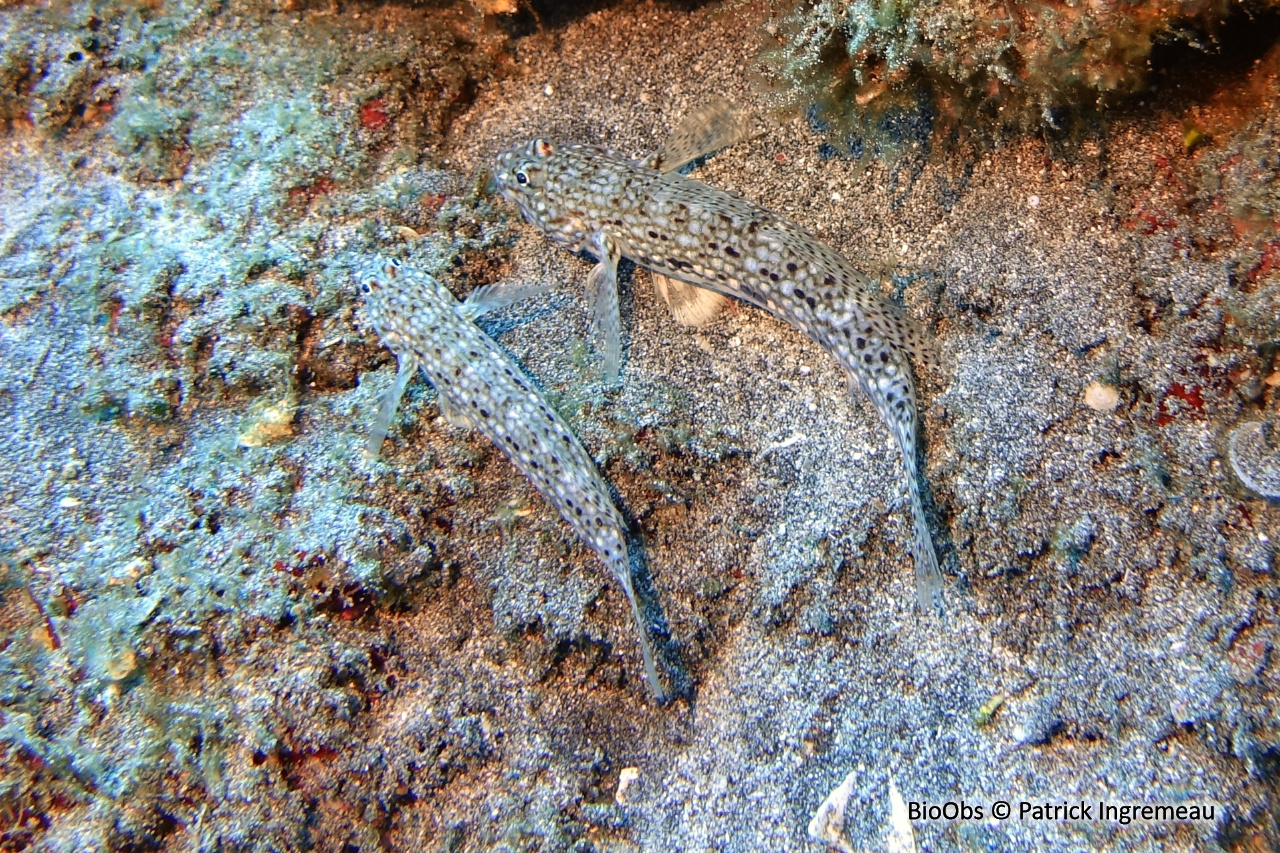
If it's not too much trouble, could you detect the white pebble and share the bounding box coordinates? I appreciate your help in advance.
[1084,381,1119,411]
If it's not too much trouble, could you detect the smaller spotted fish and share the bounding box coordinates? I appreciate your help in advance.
[494,102,945,615]
[362,258,664,699]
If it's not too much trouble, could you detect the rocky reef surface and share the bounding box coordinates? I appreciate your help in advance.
[0,1,1277,851]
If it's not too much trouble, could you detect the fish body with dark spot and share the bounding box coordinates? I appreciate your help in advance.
[494,129,944,615]
[362,258,664,698]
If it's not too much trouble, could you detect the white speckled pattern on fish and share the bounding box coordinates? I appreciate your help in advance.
[494,131,945,616]
[362,258,665,698]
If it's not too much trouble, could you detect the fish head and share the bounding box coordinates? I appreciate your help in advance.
[494,138,562,230]
[360,259,413,351]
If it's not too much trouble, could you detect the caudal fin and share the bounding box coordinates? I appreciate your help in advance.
[889,403,945,618]
[617,571,666,701]
[912,497,945,618]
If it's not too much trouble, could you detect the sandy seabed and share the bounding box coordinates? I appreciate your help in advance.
[0,1,1277,850]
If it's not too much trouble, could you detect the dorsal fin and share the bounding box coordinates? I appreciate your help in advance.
[642,98,756,174]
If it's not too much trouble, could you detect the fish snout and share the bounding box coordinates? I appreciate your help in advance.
[493,150,518,192]
[493,174,517,204]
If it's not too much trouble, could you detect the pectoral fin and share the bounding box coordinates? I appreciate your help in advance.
[460,280,552,321]
[652,272,727,327]
[643,98,756,173]
[368,356,418,458]
[586,233,623,385]
[436,391,475,430]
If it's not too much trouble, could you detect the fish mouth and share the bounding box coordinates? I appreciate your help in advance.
[490,171,528,216]
[493,150,516,188]
[495,181,523,212]
[511,199,536,225]
[492,148,536,220]
[493,172,518,205]
[488,171,509,199]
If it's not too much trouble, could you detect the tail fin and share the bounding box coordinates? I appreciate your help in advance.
[853,364,946,618]
[890,404,945,618]
[907,471,945,618]
[616,568,666,701]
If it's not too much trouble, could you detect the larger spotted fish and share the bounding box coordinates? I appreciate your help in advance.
[493,103,945,615]
[362,257,665,698]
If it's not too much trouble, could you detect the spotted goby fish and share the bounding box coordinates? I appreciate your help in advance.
[362,257,665,698]
[493,109,945,615]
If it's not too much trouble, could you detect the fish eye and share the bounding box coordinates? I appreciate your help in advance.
[515,170,528,185]
[360,282,371,294]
